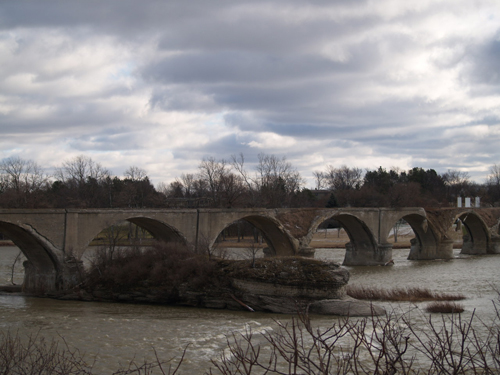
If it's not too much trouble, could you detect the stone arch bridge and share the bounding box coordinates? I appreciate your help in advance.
[1,207,499,293]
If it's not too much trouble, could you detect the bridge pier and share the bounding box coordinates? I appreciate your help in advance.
[461,234,479,255]
[408,238,453,260]
[437,239,454,258]
[489,237,500,254]
[343,242,392,266]
[461,235,500,255]
[22,261,57,294]
[22,257,83,294]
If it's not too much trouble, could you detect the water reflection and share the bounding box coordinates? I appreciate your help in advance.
[0,246,26,285]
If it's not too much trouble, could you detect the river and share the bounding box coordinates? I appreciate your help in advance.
[0,245,499,373]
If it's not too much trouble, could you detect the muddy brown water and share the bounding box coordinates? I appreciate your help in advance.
[0,245,499,373]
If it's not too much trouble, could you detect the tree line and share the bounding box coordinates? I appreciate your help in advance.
[1,154,500,209]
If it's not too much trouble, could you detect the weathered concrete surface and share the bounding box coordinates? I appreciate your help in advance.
[424,208,500,257]
[1,207,500,292]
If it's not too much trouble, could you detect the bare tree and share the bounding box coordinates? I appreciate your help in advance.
[219,172,246,207]
[442,169,470,187]
[55,155,110,186]
[180,173,195,197]
[0,157,48,207]
[124,165,147,181]
[324,165,363,191]
[196,233,227,260]
[54,155,111,207]
[156,181,169,195]
[167,180,184,198]
[243,242,260,268]
[487,164,500,204]
[198,157,230,206]
[487,164,500,186]
[0,157,47,192]
[255,153,303,207]
[231,153,257,205]
[312,170,325,190]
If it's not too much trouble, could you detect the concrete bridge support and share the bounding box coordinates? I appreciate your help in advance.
[344,242,393,266]
[377,209,454,261]
[458,212,491,255]
[306,209,393,266]
[0,215,82,294]
[489,237,500,254]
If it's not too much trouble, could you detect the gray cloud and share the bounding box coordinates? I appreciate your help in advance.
[0,0,499,185]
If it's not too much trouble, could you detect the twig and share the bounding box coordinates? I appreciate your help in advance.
[230,294,255,312]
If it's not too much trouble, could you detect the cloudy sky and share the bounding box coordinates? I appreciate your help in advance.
[1,0,499,187]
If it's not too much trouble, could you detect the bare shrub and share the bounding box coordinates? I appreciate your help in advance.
[347,285,466,302]
[84,242,216,293]
[0,331,186,374]
[196,233,228,260]
[208,301,500,375]
[208,311,417,375]
[0,330,94,374]
[243,242,260,267]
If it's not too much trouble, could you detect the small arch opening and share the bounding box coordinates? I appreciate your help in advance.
[457,212,489,255]
[209,215,295,260]
[83,218,187,272]
[0,221,59,291]
[312,214,378,265]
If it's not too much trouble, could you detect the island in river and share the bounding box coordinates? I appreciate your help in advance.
[45,253,386,316]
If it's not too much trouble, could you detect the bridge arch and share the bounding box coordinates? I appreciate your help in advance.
[77,215,188,259]
[0,220,64,291]
[311,213,381,266]
[209,214,296,257]
[384,213,442,260]
[456,211,490,255]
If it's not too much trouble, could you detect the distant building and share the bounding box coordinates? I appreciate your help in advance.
[457,196,480,208]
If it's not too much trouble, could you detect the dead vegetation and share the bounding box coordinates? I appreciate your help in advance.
[0,331,184,374]
[208,301,500,374]
[84,242,217,294]
[346,285,466,302]
[425,301,465,314]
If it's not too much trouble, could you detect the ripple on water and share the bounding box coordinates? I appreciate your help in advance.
[0,247,499,373]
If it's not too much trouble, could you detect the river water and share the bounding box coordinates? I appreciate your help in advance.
[0,245,499,373]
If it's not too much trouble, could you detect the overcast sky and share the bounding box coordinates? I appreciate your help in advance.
[1,0,499,187]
